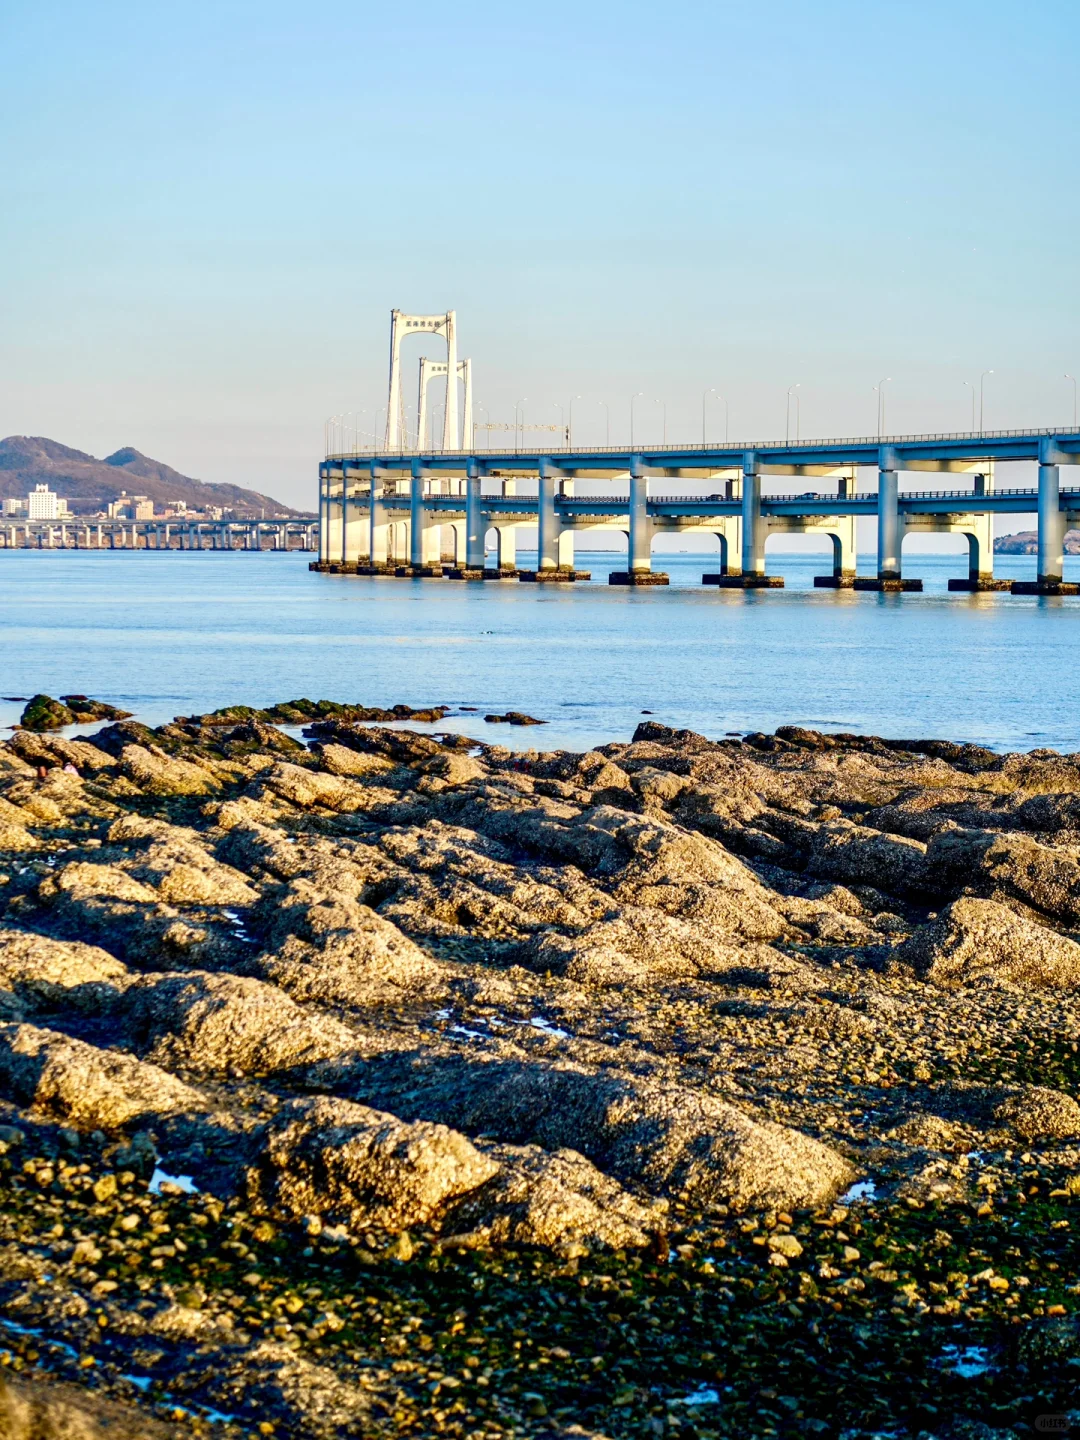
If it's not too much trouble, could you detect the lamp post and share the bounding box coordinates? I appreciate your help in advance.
[514,398,528,452]
[962,381,975,432]
[654,399,667,444]
[785,384,801,444]
[567,395,581,447]
[630,392,644,448]
[979,370,994,435]
[702,387,716,445]
[874,378,891,439]
[597,401,611,446]
[1067,374,1078,428]
[475,403,489,450]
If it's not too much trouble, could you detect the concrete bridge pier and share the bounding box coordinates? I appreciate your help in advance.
[609,458,668,585]
[946,511,1009,591]
[342,470,366,569]
[521,460,585,582]
[484,479,520,578]
[1038,446,1066,588]
[708,452,781,587]
[700,517,743,583]
[855,448,921,591]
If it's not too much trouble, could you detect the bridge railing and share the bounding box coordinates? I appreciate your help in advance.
[327,422,1080,462]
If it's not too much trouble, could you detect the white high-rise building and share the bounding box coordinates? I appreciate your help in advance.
[27,484,59,520]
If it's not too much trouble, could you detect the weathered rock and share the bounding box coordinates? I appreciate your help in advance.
[248,1095,500,1229]
[0,1022,202,1129]
[253,761,371,812]
[251,880,444,1006]
[890,897,1080,988]
[0,927,128,1004]
[123,972,360,1075]
[344,1055,853,1211]
[445,1142,666,1250]
[927,827,1080,923]
[119,744,222,797]
[990,1084,1080,1140]
[106,814,259,906]
[806,820,931,896]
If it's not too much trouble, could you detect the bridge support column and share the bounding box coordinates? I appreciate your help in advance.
[406,465,443,574]
[342,470,364,569]
[877,453,900,580]
[705,452,778,587]
[496,526,517,571]
[853,447,920,591]
[609,457,667,585]
[1037,454,1065,586]
[536,469,559,571]
[465,461,485,570]
[741,452,764,576]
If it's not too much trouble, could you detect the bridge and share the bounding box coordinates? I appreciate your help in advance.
[313,428,1080,594]
[2,518,319,553]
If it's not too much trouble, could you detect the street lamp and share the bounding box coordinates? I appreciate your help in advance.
[785,384,801,444]
[597,401,611,446]
[376,408,386,451]
[962,381,975,432]
[514,397,528,452]
[629,392,644,448]
[475,403,489,450]
[567,395,581,447]
[702,387,715,445]
[1067,374,1078,428]
[979,370,994,434]
[873,378,891,439]
[654,398,667,444]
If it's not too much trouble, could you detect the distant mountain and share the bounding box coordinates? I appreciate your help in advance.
[0,437,310,517]
[995,529,1080,555]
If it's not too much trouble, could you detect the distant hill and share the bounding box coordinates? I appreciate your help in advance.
[0,436,310,517]
[995,529,1080,555]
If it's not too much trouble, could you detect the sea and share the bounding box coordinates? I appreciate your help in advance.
[1,547,1078,754]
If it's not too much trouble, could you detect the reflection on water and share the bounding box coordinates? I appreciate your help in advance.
[0,548,1077,753]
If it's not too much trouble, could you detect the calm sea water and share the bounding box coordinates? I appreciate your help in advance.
[1,548,1078,753]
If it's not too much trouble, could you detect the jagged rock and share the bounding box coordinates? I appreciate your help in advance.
[7,730,117,773]
[307,742,396,778]
[252,761,371,812]
[0,1022,202,1129]
[0,928,128,1004]
[890,897,1080,988]
[445,1142,666,1250]
[248,1095,500,1229]
[191,1340,373,1438]
[987,1085,1080,1140]
[806,821,931,895]
[106,814,259,906]
[343,1055,853,1211]
[926,827,1080,924]
[123,972,360,1075]
[119,744,222,797]
[419,751,486,787]
[250,880,444,1006]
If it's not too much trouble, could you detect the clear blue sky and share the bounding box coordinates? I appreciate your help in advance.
[1,0,1077,517]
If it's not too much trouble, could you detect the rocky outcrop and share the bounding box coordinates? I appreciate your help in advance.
[0,1022,202,1129]
[890,897,1080,988]
[247,1095,501,1229]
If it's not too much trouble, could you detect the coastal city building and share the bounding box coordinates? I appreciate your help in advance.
[26,484,68,520]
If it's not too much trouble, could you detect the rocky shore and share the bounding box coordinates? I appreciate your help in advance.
[1,703,1080,1438]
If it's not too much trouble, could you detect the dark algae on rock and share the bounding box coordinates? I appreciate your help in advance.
[2,710,1080,1436]
[17,695,133,732]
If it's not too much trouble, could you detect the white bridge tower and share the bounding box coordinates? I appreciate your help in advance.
[385,309,464,450]
[417,356,472,452]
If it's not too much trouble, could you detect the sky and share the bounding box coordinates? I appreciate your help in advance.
[2,0,1078,532]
